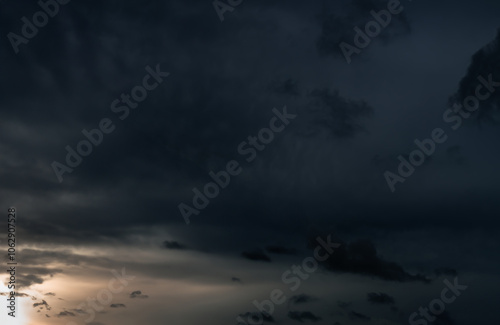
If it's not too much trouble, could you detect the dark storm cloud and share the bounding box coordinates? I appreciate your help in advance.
[162,240,186,249]
[309,237,430,282]
[366,292,395,305]
[450,29,500,119]
[0,0,383,249]
[316,0,411,59]
[265,245,298,255]
[287,311,322,322]
[0,1,498,324]
[241,250,271,262]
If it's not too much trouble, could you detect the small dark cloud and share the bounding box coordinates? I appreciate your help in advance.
[367,292,395,305]
[289,294,317,305]
[265,245,298,255]
[110,303,126,308]
[33,300,51,311]
[130,290,149,299]
[56,311,76,317]
[162,240,186,249]
[288,311,322,322]
[231,277,242,283]
[44,292,56,296]
[241,250,271,262]
[349,311,371,321]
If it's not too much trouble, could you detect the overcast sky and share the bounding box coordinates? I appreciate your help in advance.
[0,1,499,325]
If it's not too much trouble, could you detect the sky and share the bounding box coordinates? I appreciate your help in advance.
[0,0,499,325]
